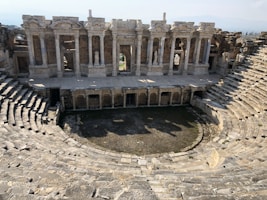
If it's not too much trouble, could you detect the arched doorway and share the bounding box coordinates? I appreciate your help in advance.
[119,45,132,73]
[76,95,86,109]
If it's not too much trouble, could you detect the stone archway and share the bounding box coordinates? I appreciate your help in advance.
[119,45,132,73]
[150,93,158,105]
[76,95,86,109]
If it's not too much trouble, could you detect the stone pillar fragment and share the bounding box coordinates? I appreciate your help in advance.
[100,34,105,66]
[112,34,117,76]
[158,91,161,106]
[40,32,47,66]
[55,34,62,77]
[205,38,211,64]
[136,34,142,76]
[148,37,153,66]
[26,32,35,66]
[74,34,80,77]
[168,37,176,75]
[183,37,191,75]
[159,37,165,65]
[88,34,93,66]
[195,37,202,65]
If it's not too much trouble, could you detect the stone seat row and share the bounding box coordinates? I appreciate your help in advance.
[206,61,267,120]
[1,96,266,199]
[4,122,265,200]
[0,74,48,133]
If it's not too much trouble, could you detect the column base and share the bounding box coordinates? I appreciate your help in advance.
[75,72,81,78]
[112,70,117,77]
[88,65,106,77]
[146,65,163,76]
[135,70,141,76]
[182,70,188,76]
[168,69,173,76]
[57,71,63,78]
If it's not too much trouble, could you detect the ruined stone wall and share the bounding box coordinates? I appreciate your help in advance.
[104,31,112,65]
[33,35,42,65]
[45,34,56,65]
[79,35,88,64]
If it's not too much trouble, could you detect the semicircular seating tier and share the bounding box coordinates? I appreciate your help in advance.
[0,45,266,199]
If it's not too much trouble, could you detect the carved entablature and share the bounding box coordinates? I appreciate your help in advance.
[110,19,142,37]
[22,15,46,32]
[149,20,168,37]
[50,17,82,30]
[171,21,194,37]
[86,17,106,33]
[149,20,168,32]
[198,22,215,33]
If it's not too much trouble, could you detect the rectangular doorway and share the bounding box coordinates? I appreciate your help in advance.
[50,88,60,107]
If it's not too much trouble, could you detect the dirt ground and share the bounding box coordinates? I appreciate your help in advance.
[61,106,201,155]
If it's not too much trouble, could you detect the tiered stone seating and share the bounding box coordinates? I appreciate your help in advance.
[0,73,48,132]
[205,46,267,121]
[0,47,267,199]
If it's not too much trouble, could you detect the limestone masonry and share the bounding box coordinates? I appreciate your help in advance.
[0,11,267,199]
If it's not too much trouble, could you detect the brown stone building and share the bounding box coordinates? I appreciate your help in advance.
[19,11,215,78]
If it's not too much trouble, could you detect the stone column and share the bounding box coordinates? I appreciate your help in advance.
[86,94,89,109]
[205,38,211,64]
[99,92,102,109]
[40,32,47,66]
[123,91,126,108]
[136,34,142,76]
[159,37,165,65]
[158,91,161,106]
[202,39,207,63]
[168,37,176,75]
[55,34,62,77]
[74,33,80,77]
[135,92,139,107]
[180,87,184,105]
[147,88,150,106]
[26,32,35,66]
[190,90,195,103]
[111,89,115,108]
[88,33,93,66]
[112,33,117,76]
[183,37,191,75]
[100,34,105,66]
[195,37,202,65]
[148,37,153,66]
[170,91,173,105]
[72,94,76,110]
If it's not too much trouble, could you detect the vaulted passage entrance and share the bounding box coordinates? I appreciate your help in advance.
[126,93,136,107]
[17,56,29,74]
[119,45,132,73]
[50,88,60,107]
[89,94,100,109]
[64,52,74,72]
